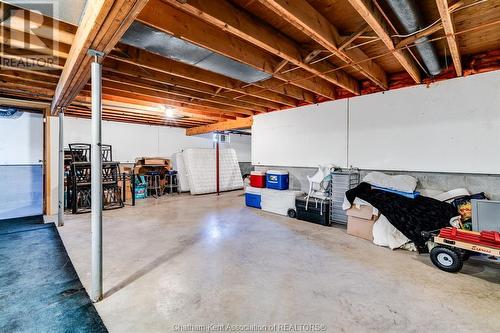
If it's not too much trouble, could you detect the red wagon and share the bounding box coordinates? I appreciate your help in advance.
[426,227,500,273]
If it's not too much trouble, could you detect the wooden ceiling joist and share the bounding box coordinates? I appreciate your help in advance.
[0,2,76,45]
[109,45,301,106]
[92,84,257,116]
[73,94,235,122]
[347,0,422,83]
[0,28,71,59]
[0,96,50,110]
[101,72,272,112]
[255,78,316,103]
[50,0,149,114]
[0,48,65,69]
[186,117,254,136]
[80,88,252,118]
[436,0,463,76]
[105,59,297,108]
[67,105,212,125]
[70,103,221,123]
[257,0,388,90]
[160,0,344,97]
[66,109,203,128]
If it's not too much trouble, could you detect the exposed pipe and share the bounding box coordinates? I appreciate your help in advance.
[383,0,442,76]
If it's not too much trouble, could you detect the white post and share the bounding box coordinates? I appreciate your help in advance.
[90,54,103,302]
[58,110,64,227]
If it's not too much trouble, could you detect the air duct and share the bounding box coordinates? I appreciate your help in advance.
[384,0,442,76]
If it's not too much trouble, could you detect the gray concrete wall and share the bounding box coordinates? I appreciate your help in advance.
[255,166,500,200]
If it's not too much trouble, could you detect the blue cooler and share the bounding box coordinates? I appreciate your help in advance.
[245,186,262,208]
[266,170,289,190]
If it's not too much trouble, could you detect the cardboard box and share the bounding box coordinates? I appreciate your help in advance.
[144,159,165,166]
[119,179,132,201]
[347,216,376,241]
[346,205,376,220]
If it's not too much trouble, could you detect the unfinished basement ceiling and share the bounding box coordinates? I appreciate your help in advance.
[2,0,87,25]
[1,0,499,131]
[121,21,273,84]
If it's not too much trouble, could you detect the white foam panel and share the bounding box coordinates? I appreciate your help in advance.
[172,152,190,192]
[182,148,243,195]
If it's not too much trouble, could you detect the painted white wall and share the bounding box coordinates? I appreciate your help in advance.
[349,70,500,173]
[0,112,44,219]
[252,70,500,174]
[0,112,43,165]
[63,117,251,162]
[252,99,348,168]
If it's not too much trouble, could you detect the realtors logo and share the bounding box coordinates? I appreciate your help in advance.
[0,1,61,70]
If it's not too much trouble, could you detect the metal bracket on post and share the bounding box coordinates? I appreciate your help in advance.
[87,49,105,58]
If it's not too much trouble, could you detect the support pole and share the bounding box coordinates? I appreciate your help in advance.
[216,133,220,196]
[58,110,64,227]
[90,52,103,302]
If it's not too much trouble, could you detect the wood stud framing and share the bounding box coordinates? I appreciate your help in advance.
[436,0,463,76]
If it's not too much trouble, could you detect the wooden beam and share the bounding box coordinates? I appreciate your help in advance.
[89,83,258,116]
[73,94,235,121]
[106,58,298,107]
[0,2,76,45]
[67,106,212,126]
[66,109,201,128]
[436,0,462,76]
[255,78,315,103]
[50,0,149,114]
[0,69,59,85]
[0,96,50,109]
[161,0,349,96]
[109,45,308,105]
[100,75,269,113]
[0,27,71,58]
[347,0,422,83]
[186,117,253,136]
[339,24,369,51]
[259,0,388,90]
[0,48,65,69]
[0,74,56,90]
[79,88,252,118]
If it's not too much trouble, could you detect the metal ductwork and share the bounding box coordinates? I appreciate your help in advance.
[384,0,442,76]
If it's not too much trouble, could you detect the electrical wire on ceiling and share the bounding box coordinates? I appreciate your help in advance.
[345,0,488,52]
[230,17,500,100]
[390,0,488,38]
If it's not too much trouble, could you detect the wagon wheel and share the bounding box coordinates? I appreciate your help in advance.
[430,246,464,273]
[287,209,297,218]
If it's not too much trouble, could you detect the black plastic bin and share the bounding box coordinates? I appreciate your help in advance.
[295,196,331,226]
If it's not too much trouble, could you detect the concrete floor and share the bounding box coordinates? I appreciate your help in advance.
[59,191,500,333]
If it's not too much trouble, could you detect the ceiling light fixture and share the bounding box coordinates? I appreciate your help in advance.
[161,105,177,119]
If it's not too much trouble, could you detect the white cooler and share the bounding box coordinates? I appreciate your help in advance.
[261,188,303,216]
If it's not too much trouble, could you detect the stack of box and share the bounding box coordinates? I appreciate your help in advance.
[245,170,302,216]
[245,171,266,209]
[346,205,379,241]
